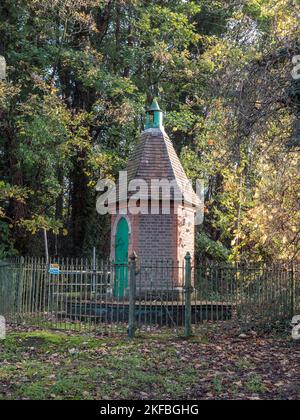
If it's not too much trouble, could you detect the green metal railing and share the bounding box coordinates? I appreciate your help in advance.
[0,261,23,323]
[194,262,299,330]
[0,257,299,337]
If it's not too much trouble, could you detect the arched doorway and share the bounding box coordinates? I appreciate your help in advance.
[114,217,129,298]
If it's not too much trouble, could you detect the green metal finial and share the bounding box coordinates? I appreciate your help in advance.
[145,99,164,130]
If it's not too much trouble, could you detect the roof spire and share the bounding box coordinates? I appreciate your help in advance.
[144,99,164,130]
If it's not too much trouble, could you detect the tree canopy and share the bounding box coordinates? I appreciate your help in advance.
[0,0,299,262]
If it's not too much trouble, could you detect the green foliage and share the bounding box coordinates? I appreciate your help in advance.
[0,221,15,258]
[246,375,267,394]
[0,0,298,261]
[196,231,230,262]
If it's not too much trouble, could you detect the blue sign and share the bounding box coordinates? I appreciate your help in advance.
[49,264,60,275]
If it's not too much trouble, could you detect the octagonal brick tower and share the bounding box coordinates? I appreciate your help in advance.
[110,101,201,297]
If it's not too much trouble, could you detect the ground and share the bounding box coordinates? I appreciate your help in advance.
[0,323,299,400]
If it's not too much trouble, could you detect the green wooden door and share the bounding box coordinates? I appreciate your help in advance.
[114,218,129,298]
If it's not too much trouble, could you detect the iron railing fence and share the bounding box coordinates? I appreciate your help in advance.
[0,257,299,336]
[194,262,300,329]
[0,261,22,323]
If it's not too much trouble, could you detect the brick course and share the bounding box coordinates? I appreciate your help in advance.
[110,128,198,291]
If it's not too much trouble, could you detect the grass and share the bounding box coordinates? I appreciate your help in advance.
[213,376,224,394]
[245,375,267,394]
[0,325,298,400]
[0,330,198,400]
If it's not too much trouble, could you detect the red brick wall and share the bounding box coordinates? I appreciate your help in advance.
[137,213,177,261]
[110,203,195,290]
[176,205,195,263]
[111,211,196,262]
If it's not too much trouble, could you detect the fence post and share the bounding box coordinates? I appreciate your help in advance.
[291,263,295,319]
[184,252,193,338]
[128,252,137,339]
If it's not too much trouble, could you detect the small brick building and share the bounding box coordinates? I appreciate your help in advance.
[110,101,201,297]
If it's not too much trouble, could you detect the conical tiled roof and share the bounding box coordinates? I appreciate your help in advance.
[117,128,201,207]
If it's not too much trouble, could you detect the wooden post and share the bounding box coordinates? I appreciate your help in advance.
[43,229,49,265]
[128,252,137,339]
[184,252,193,338]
